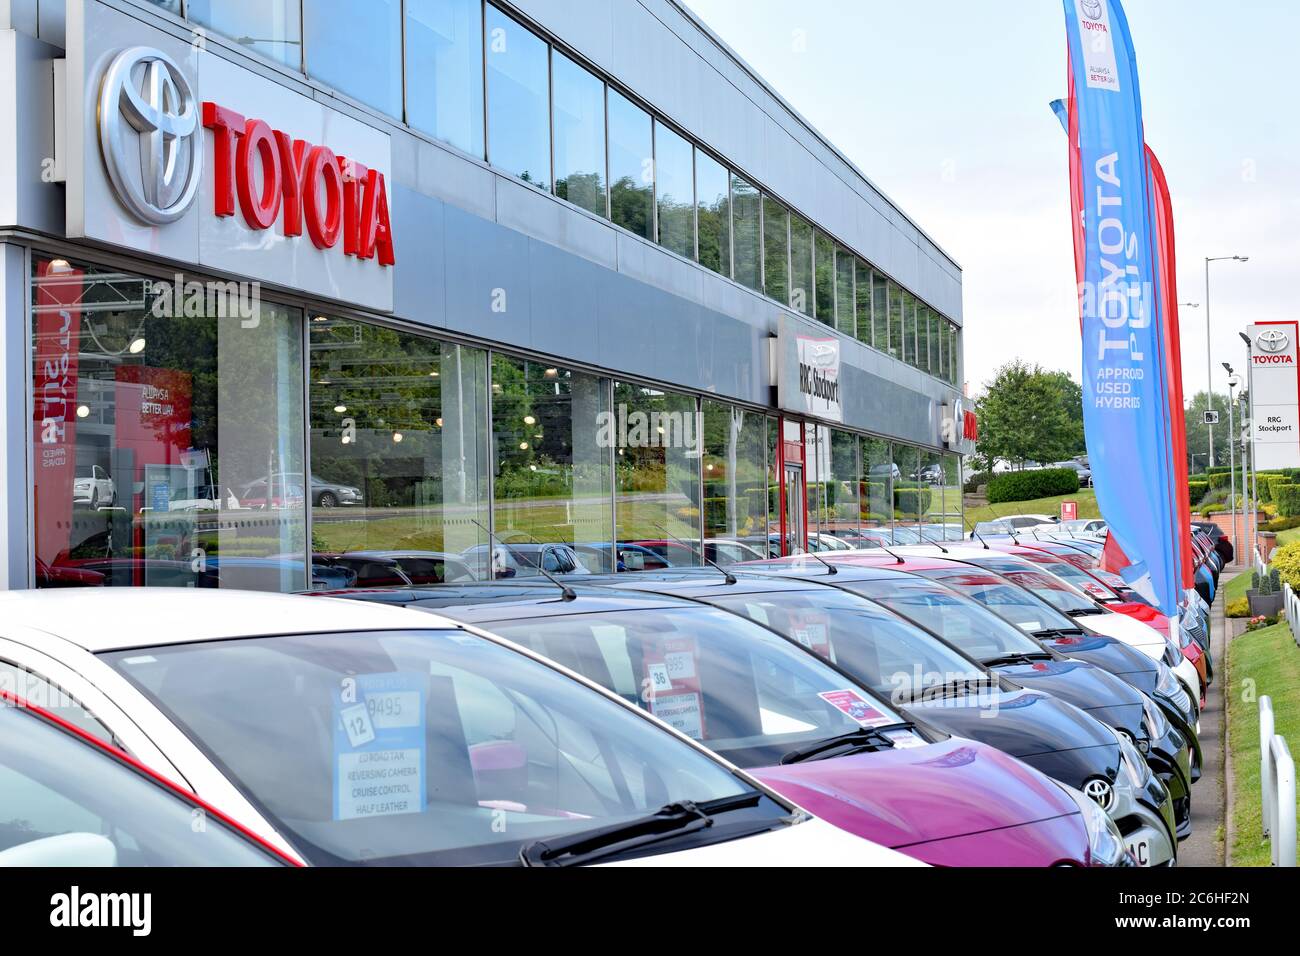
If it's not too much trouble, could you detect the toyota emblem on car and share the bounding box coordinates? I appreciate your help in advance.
[97,46,202,225]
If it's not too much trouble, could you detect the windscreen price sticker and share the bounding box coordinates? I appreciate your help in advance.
[818,689,893,727]
[334,673,427,821]
[650,692,704,740]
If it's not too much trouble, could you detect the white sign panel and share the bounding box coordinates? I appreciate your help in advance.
[65,0,394,312]
[1248,322,1300,470]
[1072,0,1122,92]
[775,316,843,424]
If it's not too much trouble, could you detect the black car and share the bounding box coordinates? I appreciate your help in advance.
[742,562,1195,840]
[1192,521,1234,566]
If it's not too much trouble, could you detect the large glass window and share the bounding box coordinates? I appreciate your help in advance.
[894,445,922,532]
[492,358,612,573]
[888,282,904,362]
[835,250,855,338]
[789,214,813,317]
[188,0,302,69]
[551,51,606,216]
[872,271,889,355]
[405,0,485,157]
[309,320,490,580]
[731,175,761,292]
[950,324,960,384]
[762,197,788,305]
[861,437,894,533]
[654,122,694,259]
[917,303,931,374]
[613,383,700,564]
[919,450,945,538]
[702,402,770,563]
[31,257,306,591]
[303,0,401,116]
[804,424,823,542]
[607,90,653,240]
[814,232,835,326]
[902,291,917,367]
[827,430,860,540]
[855,260,872,347]
[695,152,730,277]
[936,313,948,382]
[485,6,551,190]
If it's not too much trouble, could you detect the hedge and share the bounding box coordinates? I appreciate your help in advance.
[894,487,932,516]
[1188,480,1209,505]
[1275,483,1300,518]
[1207,472,1233,491]
[986,468,1080,504]
[1270,541,1300,589]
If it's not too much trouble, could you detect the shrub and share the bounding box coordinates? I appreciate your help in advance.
[1188,480,1209,505]
[1225,597,1250,619]
[1199,503,1226,516]
[963,471,991,494]
[894,487,932,516]
[1207,472,1233,491]
[1275,483,1300,518]
[986,468,1079,504]
[1264,516,1300,533]
[1269,542,1300,589]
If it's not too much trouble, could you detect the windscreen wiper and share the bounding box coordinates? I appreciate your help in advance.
[1033,627,1086,639]
[1066,606,1107,617]
[982,651,1054,667]
[519,800,714,867]
[910,676,996,703]
[780,722,915,764]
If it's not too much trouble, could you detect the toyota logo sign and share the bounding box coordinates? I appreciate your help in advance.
[1082,777,1114,811]
[1256,329,1290,354]
[97,47,202,225]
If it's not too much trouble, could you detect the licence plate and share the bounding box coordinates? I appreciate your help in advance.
[1126,837,1152,866]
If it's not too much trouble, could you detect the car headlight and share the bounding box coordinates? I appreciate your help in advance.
[1062,783,1130,866]
[1155,661,1181,699]
[1117,724,1152,786]
[1141,694,1170,743]
[1163,638,1181,668]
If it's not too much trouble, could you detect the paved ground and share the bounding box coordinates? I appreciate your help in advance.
[1178,570,1235,866]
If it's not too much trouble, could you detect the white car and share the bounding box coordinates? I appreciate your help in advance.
[72,465,115,509]
[0,589,919,868]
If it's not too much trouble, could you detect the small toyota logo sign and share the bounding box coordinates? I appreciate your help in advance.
[1082,0,1104,20]
[1256,329,1290,354]
[1083,777,1114,811]
[97,47,202,224]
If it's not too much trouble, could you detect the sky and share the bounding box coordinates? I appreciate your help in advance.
[683,0,1300,398]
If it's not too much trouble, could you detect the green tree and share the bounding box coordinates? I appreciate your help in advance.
[1183,390,1233,474]
[974,361,1081,468]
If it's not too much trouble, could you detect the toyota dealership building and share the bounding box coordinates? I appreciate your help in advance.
[0,0,970,592]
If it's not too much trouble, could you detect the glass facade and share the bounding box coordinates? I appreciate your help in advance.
[654,122,694,259]
[188,0,302,68]
[31,256,307,591]
[405,0,485,156]
[551,51,607,216]
[607,90,654,240]
[731,175,762,292]
[485,6,551,191]
[814,232,835,326]
[304,0,402,116]
[308,319,491,581]
[613,383,701,564]
[492,358,611,573]
[762,196,789,306]
[25,252,959,587]
[143,0,960,386]
[695,151,730,277]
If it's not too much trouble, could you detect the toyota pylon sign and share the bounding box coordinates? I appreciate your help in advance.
[1247,321,1300,470]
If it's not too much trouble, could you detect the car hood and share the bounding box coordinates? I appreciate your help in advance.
[993,658,1143,714]
[599,815,925,867]
[1079,613,1165,658]
[907,689,1116,759]
[1039,633,1159,689]
[751,737,1078,852]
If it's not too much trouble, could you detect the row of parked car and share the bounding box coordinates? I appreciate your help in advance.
[1,518,1223,867]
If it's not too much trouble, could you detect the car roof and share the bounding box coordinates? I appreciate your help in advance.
[569,568,842,599]
[334,581,696,624]
[0,588,459,652]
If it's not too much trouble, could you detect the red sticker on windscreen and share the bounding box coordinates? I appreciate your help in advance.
[818,689,893,727]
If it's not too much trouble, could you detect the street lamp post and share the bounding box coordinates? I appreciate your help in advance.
[1239,331,1258,566]
[1205,257,1249,467]
[1224,362,1241,566]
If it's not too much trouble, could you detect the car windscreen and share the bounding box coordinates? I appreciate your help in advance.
[1021,554,1120,601]
[913,568,1081,635]
[835,579,1048,661]
[102,629,770,866]
[702,588,984,704]
[0,705,284,866]
[962,556,1100,614]
[483,606,916,768]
